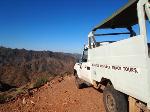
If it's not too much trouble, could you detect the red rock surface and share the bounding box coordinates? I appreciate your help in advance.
[0,76,105,112]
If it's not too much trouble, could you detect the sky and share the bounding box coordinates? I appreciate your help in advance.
[0,0,148,53]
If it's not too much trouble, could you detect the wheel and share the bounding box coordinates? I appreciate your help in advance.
[74,73,82,89]
[103,85,128,112]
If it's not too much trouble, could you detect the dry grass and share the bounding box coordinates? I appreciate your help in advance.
[33,76,49,89]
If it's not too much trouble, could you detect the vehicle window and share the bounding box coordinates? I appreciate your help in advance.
[82,49,88,62]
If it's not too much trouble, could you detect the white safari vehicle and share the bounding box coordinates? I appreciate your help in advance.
[74,0,150,112]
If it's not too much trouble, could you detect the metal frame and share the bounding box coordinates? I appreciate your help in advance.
[88,0,149,50]
[145,2,150,21]
[94,32,130,36]
[137,0,149,60]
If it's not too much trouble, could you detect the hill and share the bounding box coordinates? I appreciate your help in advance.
[0,46,76,90]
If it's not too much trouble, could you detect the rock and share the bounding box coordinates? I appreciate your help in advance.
[22,98,26,105]
[58,77,64,82]
[30,100,35,105]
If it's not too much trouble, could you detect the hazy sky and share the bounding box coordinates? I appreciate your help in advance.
[0,0,138,53]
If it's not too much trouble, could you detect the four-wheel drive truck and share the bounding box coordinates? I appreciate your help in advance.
[74,0,150,112]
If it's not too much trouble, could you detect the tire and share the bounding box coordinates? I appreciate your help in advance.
[74,73,82,89]
[103,85,128,112]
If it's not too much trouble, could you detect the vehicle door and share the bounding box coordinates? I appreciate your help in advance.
[79,48,91,83]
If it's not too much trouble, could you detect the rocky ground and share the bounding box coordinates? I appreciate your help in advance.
[0,76,105,112]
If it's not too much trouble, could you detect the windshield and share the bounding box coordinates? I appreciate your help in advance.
[82,48,88,62]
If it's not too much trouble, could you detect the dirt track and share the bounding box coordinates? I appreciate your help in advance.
[0,76,105,112]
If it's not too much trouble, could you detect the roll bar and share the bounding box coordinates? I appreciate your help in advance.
[145,2,150,21]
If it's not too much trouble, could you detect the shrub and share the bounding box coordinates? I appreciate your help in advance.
[33,76,48,88]
[0,94,12,103]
